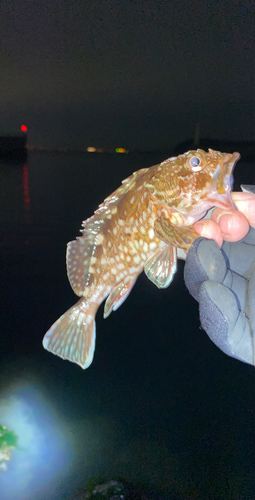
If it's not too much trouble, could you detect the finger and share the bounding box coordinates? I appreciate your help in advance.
[210,208,249,242]
[194,219,223,247]
[231,192,255,228]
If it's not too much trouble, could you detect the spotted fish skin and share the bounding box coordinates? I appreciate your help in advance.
[43,149,240,369]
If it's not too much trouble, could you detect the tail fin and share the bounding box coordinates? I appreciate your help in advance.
[43,298,97,369]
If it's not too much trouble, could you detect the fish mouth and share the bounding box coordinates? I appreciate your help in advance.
[216,151,240,194]
[207,151,240,209]
[206,192,235,210]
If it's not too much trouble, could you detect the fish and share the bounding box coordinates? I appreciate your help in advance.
[43,148,240,369]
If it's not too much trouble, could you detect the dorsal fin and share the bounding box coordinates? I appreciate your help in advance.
[94,167,149,212]
[66,168,149,296]
[67,237,96,296]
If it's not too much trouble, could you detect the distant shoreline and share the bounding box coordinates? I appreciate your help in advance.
[26,138,254,162]
[1,137,253,163]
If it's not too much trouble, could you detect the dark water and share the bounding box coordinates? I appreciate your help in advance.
[0,151,254,500]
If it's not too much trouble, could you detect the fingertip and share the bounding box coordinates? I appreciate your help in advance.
[210,208,250,242]
[219,211,249,242]
[194,219,223,248]
[231,193,255,228]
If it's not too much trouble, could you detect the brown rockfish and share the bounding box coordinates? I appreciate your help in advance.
[43,149,240,369]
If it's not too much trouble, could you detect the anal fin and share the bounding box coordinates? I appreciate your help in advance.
[104,276,138,318]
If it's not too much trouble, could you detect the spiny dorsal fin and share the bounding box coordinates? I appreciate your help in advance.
[67,168,149,296]
[94,167,149,212]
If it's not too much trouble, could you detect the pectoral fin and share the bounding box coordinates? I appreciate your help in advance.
[144,246,177,288]
[154,215,198,249]
[104,276,138,318]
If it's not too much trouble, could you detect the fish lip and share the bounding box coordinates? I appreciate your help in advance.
[206,192,236,210]
[215,151,240,194]
[208,152,240,210]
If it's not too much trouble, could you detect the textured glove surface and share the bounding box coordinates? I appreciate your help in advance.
[184,228,255,366]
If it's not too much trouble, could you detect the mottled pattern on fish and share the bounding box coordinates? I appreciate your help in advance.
[43,149,240,369]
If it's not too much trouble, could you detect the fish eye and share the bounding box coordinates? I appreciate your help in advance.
[190,156,200,167]
[185,155,204,172]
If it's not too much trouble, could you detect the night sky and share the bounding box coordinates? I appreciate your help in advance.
[0,0,254,151]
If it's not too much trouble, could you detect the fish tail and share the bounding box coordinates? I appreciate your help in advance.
[42,297,98,369]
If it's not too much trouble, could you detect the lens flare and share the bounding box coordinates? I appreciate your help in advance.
[0,381,73,500]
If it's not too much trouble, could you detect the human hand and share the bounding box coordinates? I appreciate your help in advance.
[182,186,255,366]
[193,186,255,246]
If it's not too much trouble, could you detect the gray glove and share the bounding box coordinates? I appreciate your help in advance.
[183,185,255,366]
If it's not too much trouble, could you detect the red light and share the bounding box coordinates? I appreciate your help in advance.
[21,125,27,132]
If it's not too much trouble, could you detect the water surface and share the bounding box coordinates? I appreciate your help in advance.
[0,151,254,499]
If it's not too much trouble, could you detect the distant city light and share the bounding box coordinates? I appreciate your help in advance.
[20,125,27,133]
[115,148,127,153]
[86,146,128,153]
